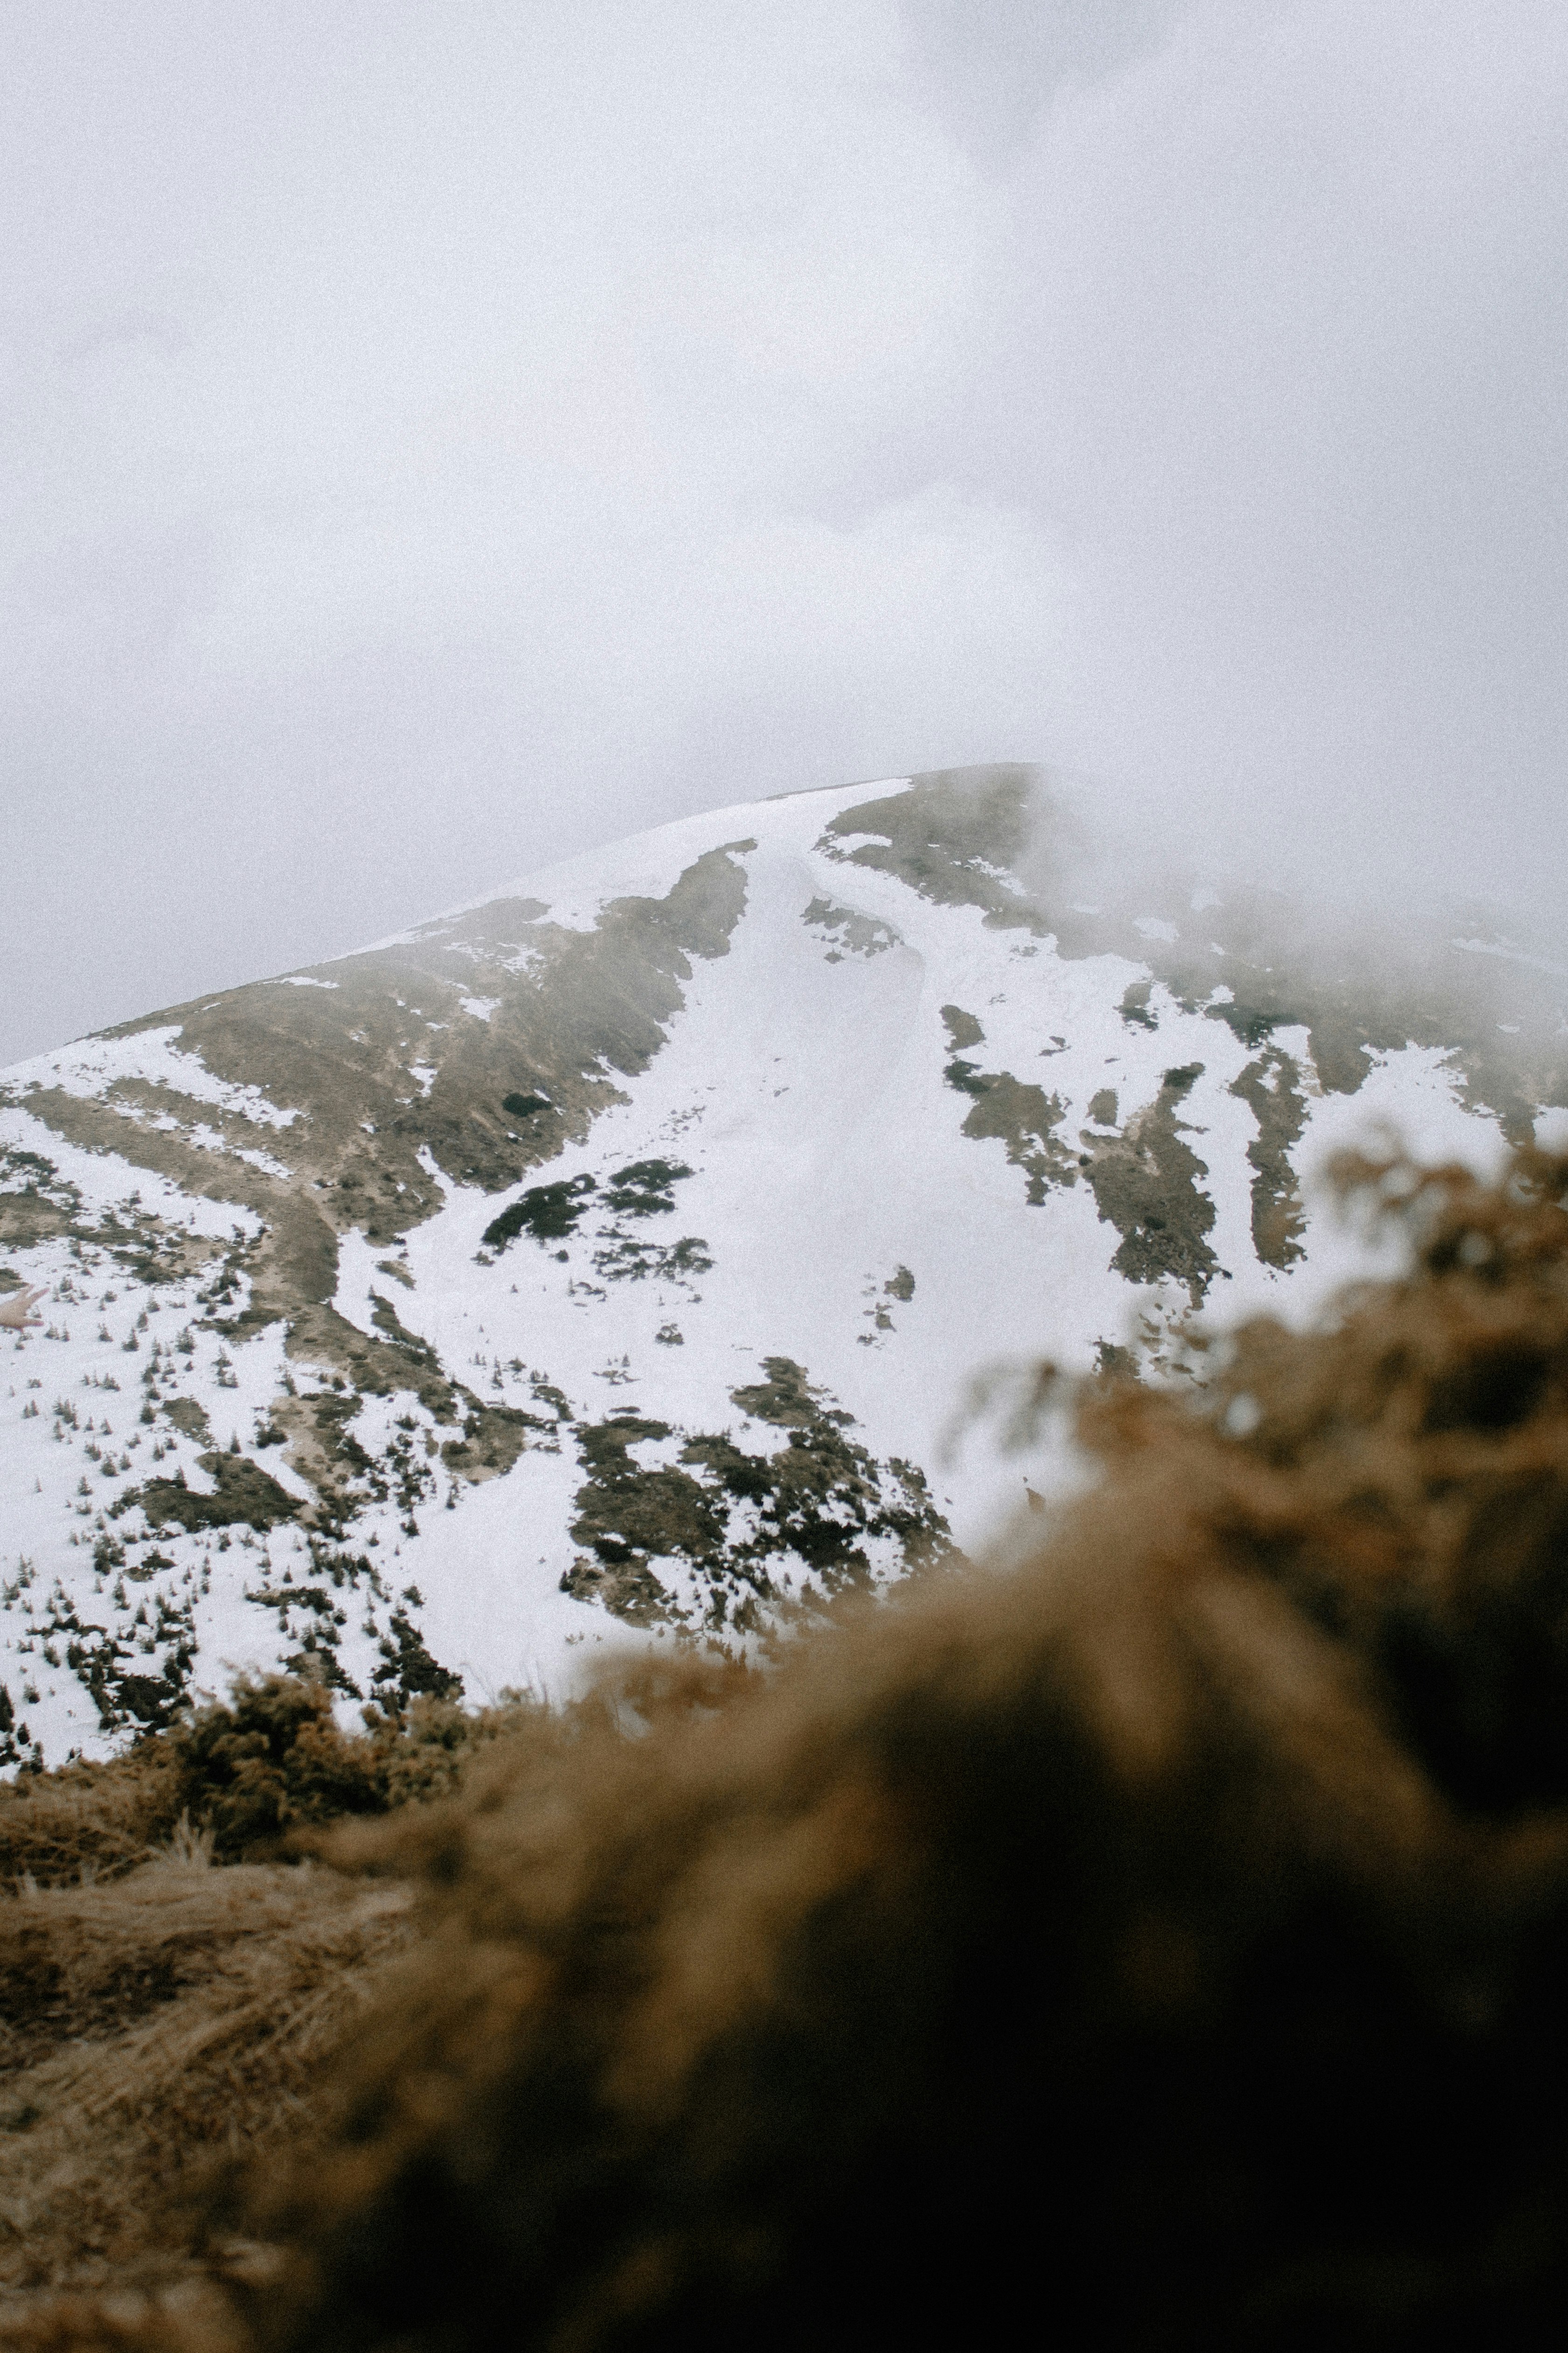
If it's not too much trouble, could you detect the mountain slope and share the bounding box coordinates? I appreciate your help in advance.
[2,766,1563,1765]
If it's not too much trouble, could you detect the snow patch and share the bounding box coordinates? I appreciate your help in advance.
[6,1026,299,1130]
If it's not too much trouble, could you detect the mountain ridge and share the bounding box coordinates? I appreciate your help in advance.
[2,766,1563,1766]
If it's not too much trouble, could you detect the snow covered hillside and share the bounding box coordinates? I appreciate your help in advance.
[2,766,1564,1766]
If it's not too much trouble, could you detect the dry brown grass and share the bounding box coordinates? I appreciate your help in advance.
[0,1838,410,2319]
[0,1687,548,2346]
[0,1754,186,1894]
[0,1688,547,1896]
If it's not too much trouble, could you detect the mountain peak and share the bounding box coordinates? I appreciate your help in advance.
[2,768,1563,1765]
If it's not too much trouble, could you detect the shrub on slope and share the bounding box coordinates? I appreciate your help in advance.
[0,1683,544,1886]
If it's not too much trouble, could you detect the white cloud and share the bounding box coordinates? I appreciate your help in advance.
[2,0,1564,1058]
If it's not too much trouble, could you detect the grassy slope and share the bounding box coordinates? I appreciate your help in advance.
[0,1685,545,2323]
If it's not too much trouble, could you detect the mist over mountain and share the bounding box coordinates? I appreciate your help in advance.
[2,766,1561,1769]
[6,1,1564,1066]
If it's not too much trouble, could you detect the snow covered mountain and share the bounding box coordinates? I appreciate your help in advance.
[2,765,1564,1767]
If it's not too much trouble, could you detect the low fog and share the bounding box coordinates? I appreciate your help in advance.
[3,0,1565,1064]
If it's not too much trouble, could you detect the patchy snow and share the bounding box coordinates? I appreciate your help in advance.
[0,1103,264,1246]
[4,1026,299,1129]
[0,774,1534,1765]
[364,779,903,948]
[378,801,1512,1588]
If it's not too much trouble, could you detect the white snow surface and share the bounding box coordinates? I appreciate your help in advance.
[7,1026,300,1131]
[0,779,1526,1763]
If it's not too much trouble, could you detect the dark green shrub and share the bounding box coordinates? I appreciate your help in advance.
[169,1675,386,1862]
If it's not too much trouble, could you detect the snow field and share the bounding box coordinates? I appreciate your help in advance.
[0,781,1527,1758]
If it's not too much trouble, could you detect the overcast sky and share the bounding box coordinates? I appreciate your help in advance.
[3,0,1565,1063]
